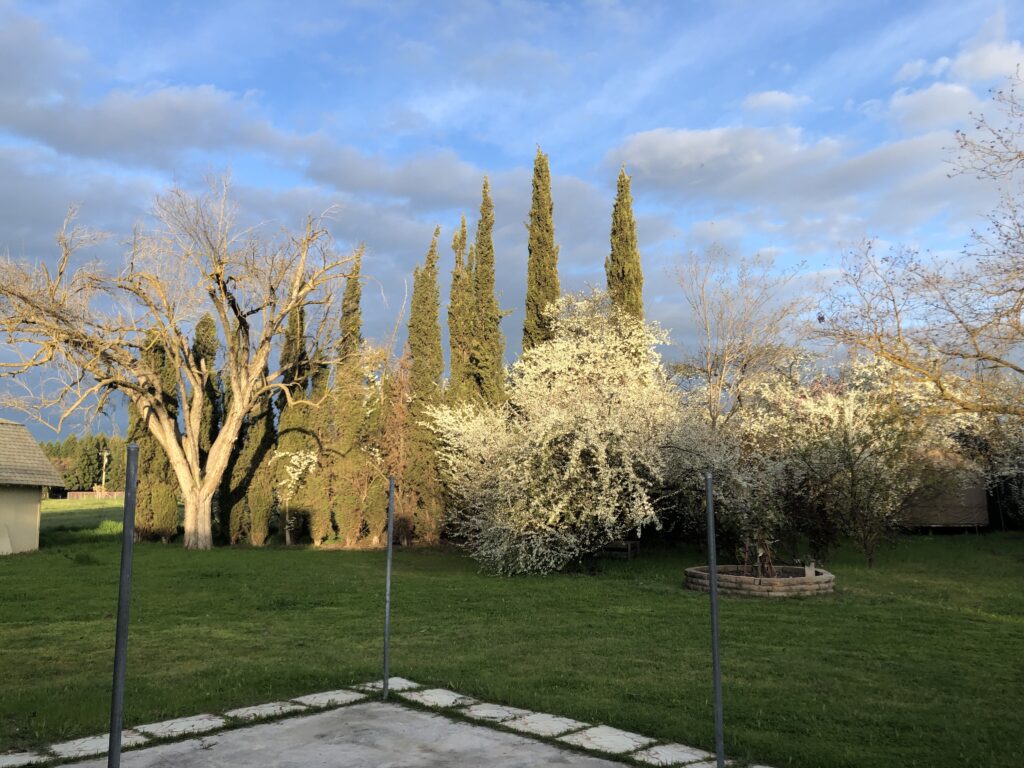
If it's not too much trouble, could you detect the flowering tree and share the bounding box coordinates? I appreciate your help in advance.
[428,291,679,575]
[745,357,976,566]
[270,449,318,545]
[668,383,790,574]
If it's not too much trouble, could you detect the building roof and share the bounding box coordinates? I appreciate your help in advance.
[0,419,65,488]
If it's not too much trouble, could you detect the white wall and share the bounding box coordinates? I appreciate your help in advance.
[0,485,41,554]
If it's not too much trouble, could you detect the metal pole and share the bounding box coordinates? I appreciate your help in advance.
[108,444,139,768]
[705,470,725,768]
[382,476,395,701]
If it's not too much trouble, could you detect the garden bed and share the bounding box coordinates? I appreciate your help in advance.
[684,564,835,597]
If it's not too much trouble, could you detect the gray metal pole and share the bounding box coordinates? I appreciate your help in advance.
[704,470,725,768]
[108,444,139,768]
[382,476,395,701]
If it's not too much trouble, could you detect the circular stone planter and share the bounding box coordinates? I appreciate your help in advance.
[684,565,835,598]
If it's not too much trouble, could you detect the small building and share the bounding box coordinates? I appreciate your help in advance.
[0,419,64,555]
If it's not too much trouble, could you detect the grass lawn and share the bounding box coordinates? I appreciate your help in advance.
[1,512,1022,768]
[39,497,125,531]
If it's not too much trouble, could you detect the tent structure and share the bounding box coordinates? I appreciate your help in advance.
[0,419,64,554]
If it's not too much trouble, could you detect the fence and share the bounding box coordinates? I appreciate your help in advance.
[67,491,125,501]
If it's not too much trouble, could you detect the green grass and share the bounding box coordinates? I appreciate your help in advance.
[1,518,1022,768]
[40,497,125,531]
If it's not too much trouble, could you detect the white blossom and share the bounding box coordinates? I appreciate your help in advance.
[428,291,679,575]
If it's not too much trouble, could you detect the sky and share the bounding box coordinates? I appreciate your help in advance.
[1,0,1023,436]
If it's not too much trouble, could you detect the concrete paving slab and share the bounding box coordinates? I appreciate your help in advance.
[633,742,716,765]
[504,712,590,737]
[0,753,46,768]
[684,761,733,768]
[50,730,147,759]
[559,725,655,754]
[135,714,226,739]
[291,689,366,708]
[461,703,534,723]
[400,687,477,708]
[354,676,422,692]
[65,702,626,767]
[224,701,307,721]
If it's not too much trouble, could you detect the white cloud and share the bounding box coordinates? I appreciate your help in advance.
[949,11,1023,83]
[894,57,951,83]
[889,83,981,131]
[609,123,994,254]
[742,90,810,111]
[895,58,928,83]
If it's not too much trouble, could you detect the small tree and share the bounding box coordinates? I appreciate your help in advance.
[270,449,318,544]
[669,249,810,572]
[429,291,678,575]
[745,357,976,567]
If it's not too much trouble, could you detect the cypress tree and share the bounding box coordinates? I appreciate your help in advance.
[470,177,505,403]
[407,227,445,541]
[409,227,444,400]
[191,313,220,465]
[339,245,364,363]
[131,332,180,542]
[523,147,560,351]
[279,306,309,409]
[304,344,335,545]
[221,374,276,546]
[447,216,475,402]
[276,305,314,544]
[606,166,644,320]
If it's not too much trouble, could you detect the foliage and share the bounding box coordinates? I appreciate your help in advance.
[744,357,978,566]
[129,332,180,542]
[148,481,179,541]
[429,291,678,574]
[468,177,506,404]
[407,227,445,541]
[221,382,276,545]
[270,448,318,544]
[605,167,643,320]
[338,245,364,363]
[523,146,560,350]
[191,312,221,465]
[447,216,475,402]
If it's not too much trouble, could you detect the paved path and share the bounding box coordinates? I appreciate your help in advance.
[69,702,626,768]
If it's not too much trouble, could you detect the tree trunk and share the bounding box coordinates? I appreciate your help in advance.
[183,490,214,550]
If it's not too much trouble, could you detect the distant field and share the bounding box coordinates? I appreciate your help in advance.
[1,511,1022,768]
[40,497,124,530]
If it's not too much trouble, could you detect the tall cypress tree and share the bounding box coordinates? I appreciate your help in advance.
[221,375,276,546]
[276,306,313,544]
[447,216,474,401]
[339,245,364,363]
[131,331,180,542]
[606,166,644,320]
[523,147,560,351]
[470,177,505,403]
[409,227,444,401]
[329,261,372,547]
[407,227,445,540]
[191,313,220,465]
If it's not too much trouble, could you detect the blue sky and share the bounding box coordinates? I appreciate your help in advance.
[2,0,1023,435]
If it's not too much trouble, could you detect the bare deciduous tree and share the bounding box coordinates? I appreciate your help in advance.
[822,73,1024,417]
[675,248,810,431]
[0,179,355,549]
